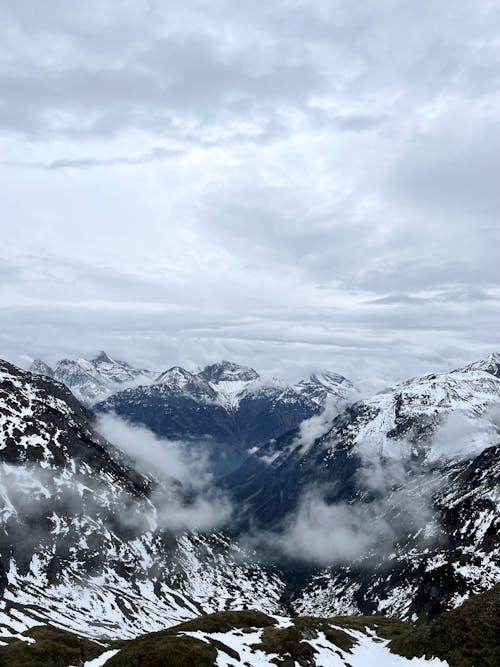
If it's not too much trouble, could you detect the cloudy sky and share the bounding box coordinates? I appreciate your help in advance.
[1,0,499,388]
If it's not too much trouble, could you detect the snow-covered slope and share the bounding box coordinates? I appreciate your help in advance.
[227,354,500,519]
[295,371,357,407]
[224,355,500,620]
[0,360,284,643]
[96,360,358,475]
[293,442,500,621]
[29,351,157,405]
[198,361,261,410]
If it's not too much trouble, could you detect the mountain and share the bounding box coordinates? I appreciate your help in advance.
[226,353,500,526]
[1,353,498,660]
[223,354,500,620]
[29,351,157,405]
[292,442,500,622]
[95,360,358,475]
[0,359,284,643]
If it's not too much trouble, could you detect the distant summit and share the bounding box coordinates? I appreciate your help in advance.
[29,352,156,404]
[198,361,260,384]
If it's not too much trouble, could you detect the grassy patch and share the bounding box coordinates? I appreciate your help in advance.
[252,625,316,666]
[104,610,275,667]
[0,625,105,667]
[250,617,356,666]
[170,609,276,633]
[105,634,217,667]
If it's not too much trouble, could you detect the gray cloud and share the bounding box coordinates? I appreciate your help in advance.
[97,414,233,532]
[1,0,499,387]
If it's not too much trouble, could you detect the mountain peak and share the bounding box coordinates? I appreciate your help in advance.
[156,365,197,385]
[29,359,54,377]
[92,350,115,364]
[455,352,500,378]
[30,353,155,405]
[198,361,260,384]
[308,371,353,387]
[294,370,358,407]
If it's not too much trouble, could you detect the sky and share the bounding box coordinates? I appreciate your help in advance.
[1,0,499,390]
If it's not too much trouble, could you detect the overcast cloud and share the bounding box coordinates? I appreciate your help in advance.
[1,0,499,388]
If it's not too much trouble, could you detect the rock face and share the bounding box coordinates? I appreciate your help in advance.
[0,360,284,641]
[29,351,157,405]
[95,360,358,475]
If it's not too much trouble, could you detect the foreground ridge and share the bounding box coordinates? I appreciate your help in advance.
[1,587,498,666]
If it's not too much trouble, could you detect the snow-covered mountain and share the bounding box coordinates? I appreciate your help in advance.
[0,360,284,644]
[29,351,157,405]
[223,354,500,620]
[0,353,499,662]
[226,353,500,523]
[151,360,357,412]
[95,360,358,474]
[292,442,500,621]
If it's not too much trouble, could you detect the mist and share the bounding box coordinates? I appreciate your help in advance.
[251,431,445,567]
[97,413,233,532]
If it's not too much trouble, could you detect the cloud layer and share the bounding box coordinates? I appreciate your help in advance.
[1,1,499,387]
[97,414,232,532]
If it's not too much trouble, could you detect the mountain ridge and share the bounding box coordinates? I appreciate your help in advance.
[94,358,358,475]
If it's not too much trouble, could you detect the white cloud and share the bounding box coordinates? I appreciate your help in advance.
[1,0,499,388]
[97,414,233,532]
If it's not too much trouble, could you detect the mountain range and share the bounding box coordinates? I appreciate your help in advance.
[1,352,499,665]
[31,354,358,475]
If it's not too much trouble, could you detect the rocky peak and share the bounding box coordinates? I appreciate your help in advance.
[456,352,500,378]
[294,371,358,407]
[154,366,215,398]
[91,350,115,364]
[198,361,260,384]
[29,359,54,377]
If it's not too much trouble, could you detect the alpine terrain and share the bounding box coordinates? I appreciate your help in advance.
[0,354,498,666]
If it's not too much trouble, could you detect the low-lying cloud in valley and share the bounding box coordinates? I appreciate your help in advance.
[97,413,233,532]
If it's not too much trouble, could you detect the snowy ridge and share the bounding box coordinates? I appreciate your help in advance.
[336,359,500,462]
[154,360,357,412]
[295,371,358,407]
